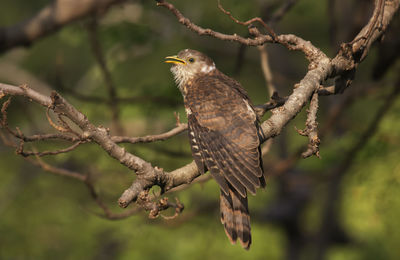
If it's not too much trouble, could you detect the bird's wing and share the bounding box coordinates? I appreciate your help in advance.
[186,74,265,197]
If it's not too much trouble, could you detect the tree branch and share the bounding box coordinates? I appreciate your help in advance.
[156,0,399,143]
[112,123,188,144]
[296,91,320,158]
[1,82,200,210]
[1,0,398,214]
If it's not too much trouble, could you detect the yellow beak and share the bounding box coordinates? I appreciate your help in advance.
[165,56,186,65]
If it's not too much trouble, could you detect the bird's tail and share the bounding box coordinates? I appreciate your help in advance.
[220,185,251,250]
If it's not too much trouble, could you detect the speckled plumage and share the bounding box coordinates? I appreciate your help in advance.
[166,49,265,250]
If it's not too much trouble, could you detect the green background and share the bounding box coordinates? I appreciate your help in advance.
[1,0,400,259]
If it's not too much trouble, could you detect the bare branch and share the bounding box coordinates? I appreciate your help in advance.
[0,83,52,106]
[0,83,156,172]
[296,91,320,158]
[46,107,70,132]
[0,133,144,220]
[350,0,386,61]
[261,0,399,141]
[1,97,13,133]
[10,133,80,143]
[19,141,86,157]
[334,0,399,69]
[28,154,86,181]
[217,0,277,39]
[254,92,288,117]
[156,0,399,143]
[136,191,184,219]
[266,82,381,178]
[83,174,142,220]
[160,198,185,220]
[29,154,144,220]
[1,82,200,209]
[156,0,323,61]
[112,123,187,144]
[118,161,199,208]
[258,45,277,97]
[167,174,212,194]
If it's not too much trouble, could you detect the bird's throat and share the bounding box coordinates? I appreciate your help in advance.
[170,66,195,94]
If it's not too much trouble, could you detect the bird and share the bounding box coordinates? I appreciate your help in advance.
[165,49,265,249]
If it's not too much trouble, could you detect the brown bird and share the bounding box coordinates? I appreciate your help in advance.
[165,49,265,249]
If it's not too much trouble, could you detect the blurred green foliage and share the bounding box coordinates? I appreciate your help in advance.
[1,0,400,259]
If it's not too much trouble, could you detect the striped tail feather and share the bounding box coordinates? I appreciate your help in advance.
[220,185,252,250]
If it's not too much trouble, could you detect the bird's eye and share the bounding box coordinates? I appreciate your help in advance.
[188,57,195,63]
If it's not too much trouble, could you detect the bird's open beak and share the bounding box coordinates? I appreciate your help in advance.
[165,56,186,65]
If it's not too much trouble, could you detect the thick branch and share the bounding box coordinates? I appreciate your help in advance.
[118,161,199,208]
[260,57,331,140]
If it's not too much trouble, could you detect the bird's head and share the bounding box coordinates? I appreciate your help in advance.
[165,49,216,91]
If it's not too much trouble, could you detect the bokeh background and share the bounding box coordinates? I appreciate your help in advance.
[1,0,400,259]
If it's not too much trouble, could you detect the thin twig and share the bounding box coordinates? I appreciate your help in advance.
[112,123,187,144]
[258,45,277,97]
[266,82,383,177]
[29,153,86,181]
[46,107,69,132]
[157,0,323,61]
[296,91,320,158]
[19,141,86,157]
[217,0,277,39]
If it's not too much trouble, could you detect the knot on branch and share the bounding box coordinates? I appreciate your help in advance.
[137,190,184,219]
[50,91,62,109]
[118,166,164,208]
[248,25,261,37]
[254,92,287,118]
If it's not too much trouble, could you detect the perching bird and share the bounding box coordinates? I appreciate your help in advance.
[165,49,265,249]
